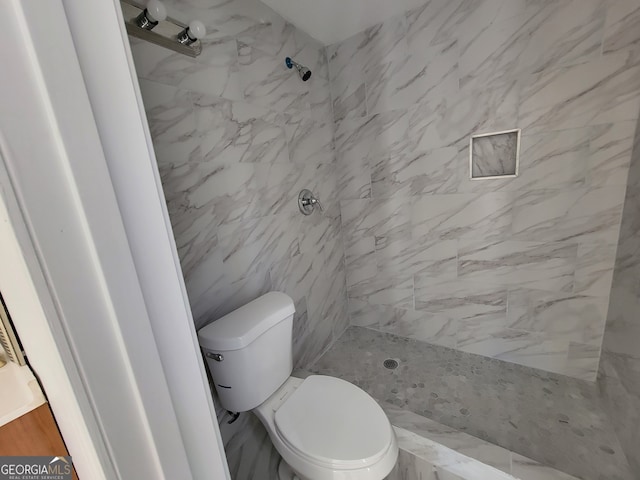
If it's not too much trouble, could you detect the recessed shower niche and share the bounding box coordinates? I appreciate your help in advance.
[470,129,521,179]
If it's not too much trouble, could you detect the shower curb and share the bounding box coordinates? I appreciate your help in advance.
[383,405,581,480]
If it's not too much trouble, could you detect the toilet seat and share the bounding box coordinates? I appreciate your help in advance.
[254,375,398,480]
[275,376,393,470]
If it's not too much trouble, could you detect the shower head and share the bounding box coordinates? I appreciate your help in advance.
[285,57,312,82]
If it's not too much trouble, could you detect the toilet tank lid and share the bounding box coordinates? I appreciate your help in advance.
[198,292,295,351]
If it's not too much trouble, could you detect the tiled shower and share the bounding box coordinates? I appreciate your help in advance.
[128,0,640,478]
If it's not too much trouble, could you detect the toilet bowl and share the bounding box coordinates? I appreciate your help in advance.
[254,376,397,480]
[198,292,398,480]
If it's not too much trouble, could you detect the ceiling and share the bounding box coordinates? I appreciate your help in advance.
[260,0,426,45]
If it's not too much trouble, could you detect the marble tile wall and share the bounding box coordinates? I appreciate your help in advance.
[328,0,640,380]
[598,101,640,470]
[129,1,348,478]
[386,426,582,480]
[133,0,348,371]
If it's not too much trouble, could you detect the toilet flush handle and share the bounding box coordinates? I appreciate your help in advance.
[206,352,224,362]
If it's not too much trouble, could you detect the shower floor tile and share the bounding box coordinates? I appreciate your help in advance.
[309,327,634,480]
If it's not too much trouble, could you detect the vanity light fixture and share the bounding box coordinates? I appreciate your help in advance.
[134,0,167,30]
[178,20,206,45]
[122,0,204,57]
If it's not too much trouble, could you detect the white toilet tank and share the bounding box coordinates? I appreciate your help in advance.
[198,292,295,412]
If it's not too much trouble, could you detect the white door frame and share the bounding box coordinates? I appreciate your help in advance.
[0,1,230,478]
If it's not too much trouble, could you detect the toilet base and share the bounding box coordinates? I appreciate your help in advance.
[278,459,300,480]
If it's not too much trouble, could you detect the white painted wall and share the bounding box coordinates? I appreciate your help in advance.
[0,0,229,478]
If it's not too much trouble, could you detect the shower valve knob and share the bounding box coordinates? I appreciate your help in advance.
[298,189,322,215]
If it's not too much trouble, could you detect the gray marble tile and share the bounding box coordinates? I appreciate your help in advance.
[188,162,264,226]
[348,273,414,310]
[138,80,196,143]
[311,327,634,480]
[385,448,436,480]
[507,288,608,347]
[371,147,460,198]
[298,202,343,264]
[193,268,273,330]
[335,111,411,165]
[458,0,606,91]
[588,121,636,187]
[405,0,465,51]
[132,35,244,100]
[407,81,520,151]
[455,312,510,353]
[513,128,588,189]
[344,236,377,287]
[511,187,625,245]
[348,301,386,328]
[602,281,640,359]
[457,240,577,293]
[411,192,513,242]
[602,0,640,56]
[336,150,372,201]
[375,235,457,278]
[184,249,226,328]
[519,52,640,133]
[610,184,640,279]
[332,84,366,124]
[383,406,512,475]
[237,41,308,114]
[574,243,617,297]
[377,309,458,349]
[389,428,514,480]
[283,105,334,166]
[235,16,296,59]
[193,93,289,167]
[511,453,586,480]
[341,197,411,248]
[414,277,507,319]
[221,412,280,480]
[598,351,640,474]
[459,127,590,194]
[327,32,367,122]
[457,318,594,379]
[566,342,601,383]
[366,31,459,116]
[471,131,519,178]
[132,4,348,476]
[269,252,320,311]
[217,214,300,283]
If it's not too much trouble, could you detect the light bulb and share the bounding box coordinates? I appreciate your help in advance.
[187,20,206,40]
[146,0,167,22]
[177,20,206,45]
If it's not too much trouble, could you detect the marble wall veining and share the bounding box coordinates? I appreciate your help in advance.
[598,100,640,471]
[133,0,348,371]
[328,0,640,380]
[129,1,348,478]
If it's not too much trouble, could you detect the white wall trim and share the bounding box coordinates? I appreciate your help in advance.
[0,146,115,480]
[0,1,227,478]
[61,0,231,478]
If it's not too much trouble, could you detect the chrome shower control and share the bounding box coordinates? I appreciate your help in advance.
[206,352,224,362]
[298,189,323,215]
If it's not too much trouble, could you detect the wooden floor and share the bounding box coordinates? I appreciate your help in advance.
[0,403,79,479]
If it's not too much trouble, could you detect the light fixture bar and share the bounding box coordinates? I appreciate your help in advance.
[121,0,202,58]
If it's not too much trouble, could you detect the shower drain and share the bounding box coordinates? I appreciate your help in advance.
[383,359,399,370]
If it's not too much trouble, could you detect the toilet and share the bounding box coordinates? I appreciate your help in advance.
[198,292,398,480]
